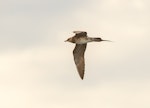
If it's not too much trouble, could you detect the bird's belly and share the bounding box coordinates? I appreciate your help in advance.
[76,38,90,44]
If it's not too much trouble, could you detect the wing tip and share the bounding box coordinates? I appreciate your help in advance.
[73,31,86,34]
[80,75,84,80]
[79,72,84,80]
[81,77,84,80]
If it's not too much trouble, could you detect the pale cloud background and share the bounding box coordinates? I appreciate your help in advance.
[0,0,150,108]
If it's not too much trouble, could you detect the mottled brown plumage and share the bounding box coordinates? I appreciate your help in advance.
[65,31,110,79]
[73,44,86,79]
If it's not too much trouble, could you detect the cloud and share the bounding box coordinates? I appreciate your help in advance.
[0,0,150,108]
[0,0,88,50]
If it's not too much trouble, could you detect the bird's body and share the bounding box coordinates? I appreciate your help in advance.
[66,31,102,44]
[65,31,110,79]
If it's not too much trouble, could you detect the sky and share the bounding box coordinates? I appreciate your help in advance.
[0,0,150,108]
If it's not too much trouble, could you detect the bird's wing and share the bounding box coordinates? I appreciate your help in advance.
[73,31,87,37]
[73,31,86,34]
[73,44,87,79]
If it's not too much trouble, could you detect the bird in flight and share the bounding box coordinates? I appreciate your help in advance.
[65,31,111,80]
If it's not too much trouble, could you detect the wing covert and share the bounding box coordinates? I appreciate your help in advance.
[73,31,87,37]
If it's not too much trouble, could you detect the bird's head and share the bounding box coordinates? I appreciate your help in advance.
[92,37,112,42]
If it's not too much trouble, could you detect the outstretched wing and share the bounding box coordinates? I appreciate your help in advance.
[73,44,87,79]
[73,31,87,37]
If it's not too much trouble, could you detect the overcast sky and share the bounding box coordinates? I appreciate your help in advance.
[0,0,150,108]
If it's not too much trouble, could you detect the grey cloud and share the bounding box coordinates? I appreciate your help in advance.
[0,0,88,51]
[0,0,150,108]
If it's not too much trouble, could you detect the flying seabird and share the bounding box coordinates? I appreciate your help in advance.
[65,31,110,79]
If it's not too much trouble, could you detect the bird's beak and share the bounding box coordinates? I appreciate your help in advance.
[64,40,68,42]
[101,39,112,42]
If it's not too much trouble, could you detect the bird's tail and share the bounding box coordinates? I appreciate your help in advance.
[90,38,101,42]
